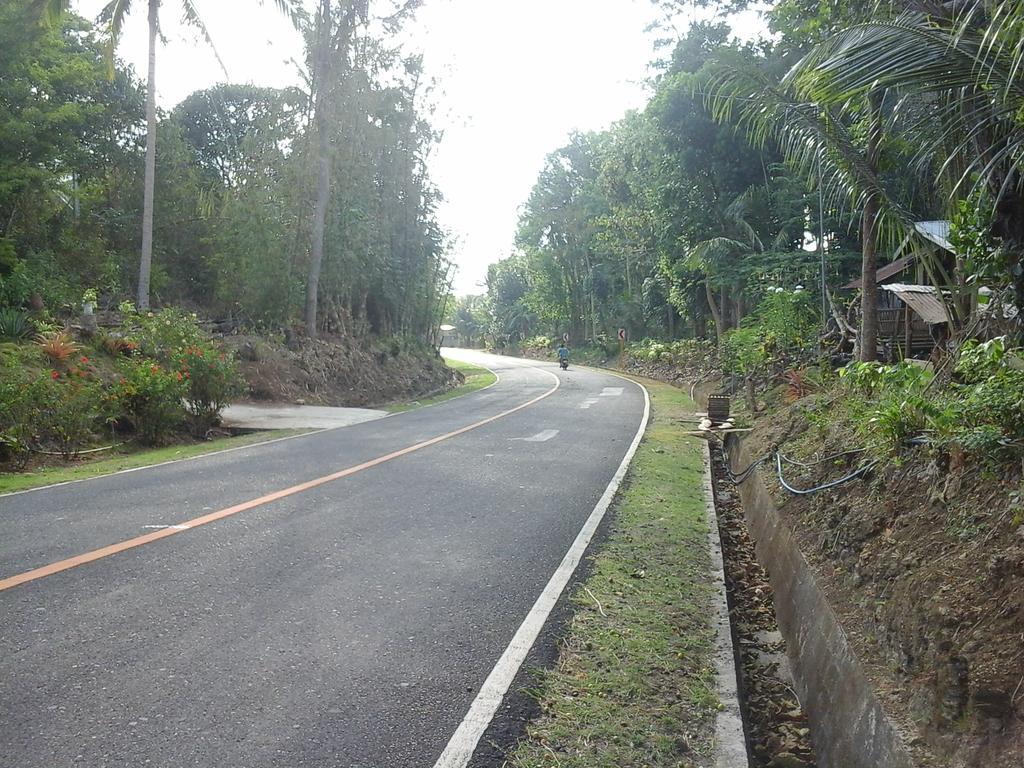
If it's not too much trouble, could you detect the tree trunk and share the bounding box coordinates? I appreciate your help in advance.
[744,375,757,413]
[305,0,333,339]
[306,131,330,338]
[859,90,883,362]
[137,0,158,310]
[705,280,724,342]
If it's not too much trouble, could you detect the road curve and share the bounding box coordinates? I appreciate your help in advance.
[0,350,647,768]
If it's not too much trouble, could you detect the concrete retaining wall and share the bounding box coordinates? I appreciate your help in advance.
[726,435,916,768]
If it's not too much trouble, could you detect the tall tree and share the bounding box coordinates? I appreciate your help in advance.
[787,0,1024,331]
[39,0,299,309]
[304,0,422,338]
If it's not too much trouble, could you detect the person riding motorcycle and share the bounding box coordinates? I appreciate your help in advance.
[557,343,570,370]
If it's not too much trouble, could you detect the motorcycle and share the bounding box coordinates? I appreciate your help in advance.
[559,358,569,370]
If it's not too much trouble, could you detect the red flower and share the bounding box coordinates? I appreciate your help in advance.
[80,356,89,364]
[50,370,60,380]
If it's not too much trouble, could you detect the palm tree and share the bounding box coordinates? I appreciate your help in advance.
[786,1,1024,329]
[37,0,299,310]
[706,0,1024,351]
[702,64,913,361]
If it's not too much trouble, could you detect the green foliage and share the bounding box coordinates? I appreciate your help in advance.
[631,338,713,365]
[718,289,819,378]
[522,335,553,351]
[950,193,998,285]
[955,337,1017,384]
[0,368,104,462]
[720,327,767,377]
[39,376,105,459]
[757,290,819,354]
[174,344,243,433]
[836,350,1024,463]
[838,360,934,397]
[0,372,39,466]
[951,337,1024,460]
[126,308,206,361]
[109,360,187,445]
[0,2,446,339]
[0,308,32,340]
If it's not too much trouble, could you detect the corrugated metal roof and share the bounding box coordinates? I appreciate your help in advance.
[842,254,916,289]
[914,220,953,252]
[880,283,951,324]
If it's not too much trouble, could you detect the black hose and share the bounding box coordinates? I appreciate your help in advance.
[776,448,867,468]
[774,452,878,495]
[718,444,771,485]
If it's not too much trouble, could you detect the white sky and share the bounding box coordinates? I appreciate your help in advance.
[75,1,764,294]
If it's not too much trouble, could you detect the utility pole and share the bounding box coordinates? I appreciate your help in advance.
[818,154,827,333]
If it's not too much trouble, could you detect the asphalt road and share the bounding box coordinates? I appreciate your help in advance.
[0,350,647,768]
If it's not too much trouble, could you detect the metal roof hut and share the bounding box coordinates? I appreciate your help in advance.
[842,221,955,357]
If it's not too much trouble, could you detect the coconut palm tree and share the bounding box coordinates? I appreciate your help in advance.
[36,0,299,310]
[702,62,911,361]
[787,0,1024,328]
[705,0,1024,350]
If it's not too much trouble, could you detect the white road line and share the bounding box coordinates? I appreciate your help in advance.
[599,387,624,397]
[511,429,559,442]
[432,376,651,768]
[578,398,599,409]
[141,524,191,530]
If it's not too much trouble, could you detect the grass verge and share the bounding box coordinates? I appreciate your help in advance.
[504,375,719,767]
[384,357,497,413]
[0,429,308,495]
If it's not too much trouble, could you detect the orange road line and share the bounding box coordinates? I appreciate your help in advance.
[0,373,560,593]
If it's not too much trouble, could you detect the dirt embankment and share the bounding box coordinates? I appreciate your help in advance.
[223,334,460,407]
[744,401,1024,766]
[609,357,1023,766]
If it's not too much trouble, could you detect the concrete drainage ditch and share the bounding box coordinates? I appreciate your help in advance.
[703,430,918,768]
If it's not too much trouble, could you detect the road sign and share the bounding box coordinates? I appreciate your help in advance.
[617,328,626,341]
[563,333,569,344]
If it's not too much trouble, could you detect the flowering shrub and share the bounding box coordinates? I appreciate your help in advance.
[173,343,243,433]
[42,378,104,459]
[1,372,103,462]
[0,373,39,466]
[126,308,206,361]
[108,360,187,445]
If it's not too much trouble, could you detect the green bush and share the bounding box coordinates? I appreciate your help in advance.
[109,359,187,445]
[174,343,243,433]
[942,337,1024,460]
[1,370,105,463]
[836,351,1024,462]
[721,327,767,378]
[839,361,934,397]
[126,307,207,361]
[0,372,37,466]
[757,290,819,355]
[0,307,32,340]
[522,335,553,351]
[39,376,105,459]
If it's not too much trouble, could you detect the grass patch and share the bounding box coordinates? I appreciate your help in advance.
[384,357,497,413]
[0,429,308,495]
[505,375,718,767]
